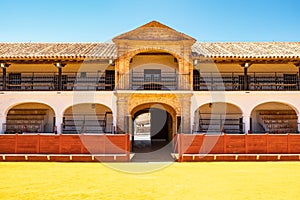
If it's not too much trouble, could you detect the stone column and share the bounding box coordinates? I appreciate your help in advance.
[119,58,126,90]
[127,114,132,135]
[178,59,190,90]
[55,114,63,134]
[243,114,251,133]
[116,57,130,90]
[0,114,6,134]
[116,95,129,133]
[178,94,192,134]
[183,49,193,91]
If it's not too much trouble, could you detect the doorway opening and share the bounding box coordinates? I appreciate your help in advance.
[132,106,173,153]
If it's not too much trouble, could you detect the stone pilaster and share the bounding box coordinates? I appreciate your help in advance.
[116,94,130,133]
[178,93,192,134]
[115,57,130,90]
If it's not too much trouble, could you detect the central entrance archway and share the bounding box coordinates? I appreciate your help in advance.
[133,107,172,151]
[130,103,176,161]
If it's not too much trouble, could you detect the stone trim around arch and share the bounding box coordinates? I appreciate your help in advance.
[130,102,177,119]
[118,47,184,62]
[115,47,193,75]
[115,92,192,134]
[129,93,182,116]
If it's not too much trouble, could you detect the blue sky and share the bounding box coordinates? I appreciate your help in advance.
[0,0,299,42]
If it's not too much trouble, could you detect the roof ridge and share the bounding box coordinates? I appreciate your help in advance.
[195,41,300,44]
[0,41,299,44]
[0,42,114,44]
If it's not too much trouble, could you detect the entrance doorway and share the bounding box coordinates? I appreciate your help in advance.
[129,102,179,161]
[130,103,176,162]
[132,107,172,152]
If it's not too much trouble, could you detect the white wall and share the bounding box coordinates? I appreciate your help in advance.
[0,91,115,134]
[191,91,300,133]
[1,90,300,134]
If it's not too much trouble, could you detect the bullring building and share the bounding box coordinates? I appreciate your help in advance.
[0,21,300,146]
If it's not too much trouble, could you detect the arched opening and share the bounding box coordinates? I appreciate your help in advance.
[5,102,55,133]
[194,102,243,134]
[62,103,113,134]
[250,102,298,133]
[129,51,180,90]
[131,103,175,153]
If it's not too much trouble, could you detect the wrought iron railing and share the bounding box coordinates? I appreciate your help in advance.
[62,114,113,134]
[194,112,245,134]
[0,72,115,91]
[193,72,300,91]
[1,71,300,91]
[117,72,190,90]
[194,120,245,134]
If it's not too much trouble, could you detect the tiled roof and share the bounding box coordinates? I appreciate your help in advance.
[192,42,300,59]
[0,42,299,60]
[0,42,117,60]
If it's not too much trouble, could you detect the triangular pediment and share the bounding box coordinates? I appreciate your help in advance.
[113,21,196,42]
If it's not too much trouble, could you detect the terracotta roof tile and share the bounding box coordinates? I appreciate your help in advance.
[0,42,117,60]
[192,42,300,59]
[0,42,299,60]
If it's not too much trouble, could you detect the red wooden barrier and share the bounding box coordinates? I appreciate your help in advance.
[16,135,39,154]
[176,134,300,156]
[2,133,300,162]
[39,135,60,154]
[206,135,224,154]
[288,134,300,153]
[246,134,267,153]
[225,134,246,154]
[80,135,106,154]
[267,134,288,154]
[60,135,82,154]
[0,135,15,153]
[0,134,130,156]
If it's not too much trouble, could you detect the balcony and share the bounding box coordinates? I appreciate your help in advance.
[117,72,190,90]
[0,72,115,91]
[0,71,299,92]
[193,72,300,91]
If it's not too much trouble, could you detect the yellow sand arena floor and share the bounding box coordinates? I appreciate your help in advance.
[1,162,300,200]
